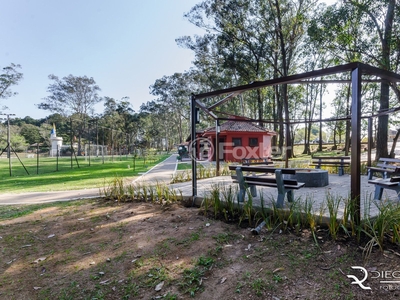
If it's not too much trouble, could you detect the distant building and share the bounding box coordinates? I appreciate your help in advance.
[50,124,63,157]
[192,120,276,162]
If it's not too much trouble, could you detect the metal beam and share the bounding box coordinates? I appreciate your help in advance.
[207,92,242,110]
[190,95,197,203]
[195,100,218,120]
[193,63,357,100]
[215,119,220,176]
[351,67,362,225]
[296,79,384,84]
[368,117,373,168]
[193,62,400,101]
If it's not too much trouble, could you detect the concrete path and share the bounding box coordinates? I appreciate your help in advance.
[1,153,399,219]
[133,154,177,183]
[170,174,400,219]
[0,154,178,205]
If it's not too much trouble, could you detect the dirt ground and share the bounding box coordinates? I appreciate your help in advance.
[1,199,400,300]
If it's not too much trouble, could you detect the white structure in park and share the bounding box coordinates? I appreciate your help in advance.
[50,124,63,157]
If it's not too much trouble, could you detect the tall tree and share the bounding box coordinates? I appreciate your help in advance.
[0,63,23,109]
[309,0,400,159]
[38,74,102,155]
[38,74,101,117]
[181,0,314,159]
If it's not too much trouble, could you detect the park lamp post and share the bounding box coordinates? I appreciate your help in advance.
[0,113,16,176]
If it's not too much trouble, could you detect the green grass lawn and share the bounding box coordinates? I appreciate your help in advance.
[177,162,204,170]
[0,154,170,193]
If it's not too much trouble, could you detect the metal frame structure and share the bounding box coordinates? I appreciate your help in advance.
[190,62,400,224]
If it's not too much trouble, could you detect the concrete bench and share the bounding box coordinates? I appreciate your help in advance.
[368,176,400,200]
[310,156,350,176]
[241,157,274,166]
[367,158,400,180]
[229,165,305,208]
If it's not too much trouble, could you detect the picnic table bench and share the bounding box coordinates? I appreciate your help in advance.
[368,176,400,200]
[367,157,400,180]
[310,156,350,176]
[229,165,305,208]
[241,157,274,166]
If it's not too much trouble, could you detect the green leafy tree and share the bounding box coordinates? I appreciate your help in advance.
[38,74,102,155]
[309,0,400,159]
[20,124,43,145]
[0,63,23,110]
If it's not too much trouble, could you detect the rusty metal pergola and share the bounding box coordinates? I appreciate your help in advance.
[190,62,400,224]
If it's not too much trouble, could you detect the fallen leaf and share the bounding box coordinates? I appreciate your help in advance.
[220,277,227,284]
[155,281,164,291]
[273,267,284,273]
[33,257,46,264]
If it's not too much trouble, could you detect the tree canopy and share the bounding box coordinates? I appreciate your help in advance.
[0,63,23,110]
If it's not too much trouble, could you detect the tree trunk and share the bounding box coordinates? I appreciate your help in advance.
[257,89,264,127]
[376,82,390,159]
[389,129,400,158]
[376,0,395,159]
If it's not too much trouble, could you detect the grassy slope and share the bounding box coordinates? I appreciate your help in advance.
[0,154,170,193]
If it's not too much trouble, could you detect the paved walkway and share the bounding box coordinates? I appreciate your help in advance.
[133,154,178,183]
[1,154,399,219]
[0,154,178,205]
[170,174,397,218]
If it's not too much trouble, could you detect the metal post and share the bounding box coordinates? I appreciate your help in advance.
[190,95,197,202]
[319,83,323,152]
[285,123,289,168]
[70,118,73,168]
[111,129,114,162]
[56,144,59,172]
[0,114,16,176]
[7,115,11,176]
[351,67,362,225]
[37,142,39,174]
[367,117,372,168]
[216,119,220,176]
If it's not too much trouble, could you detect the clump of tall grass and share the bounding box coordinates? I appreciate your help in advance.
[100,177,182,205]
[201,184,242,223]
[326,192,342,240]
[100,176,127,202]
[170,164,233,183]
[360,199,400,259]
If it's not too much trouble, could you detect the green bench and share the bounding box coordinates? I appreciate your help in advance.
[310,156,350,176]
[229,165,305,208]
[241,157,274,166]
[367,157,400,180]
[368,176,400,200]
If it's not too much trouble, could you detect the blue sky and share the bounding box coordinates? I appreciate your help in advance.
[1,0,203,119]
